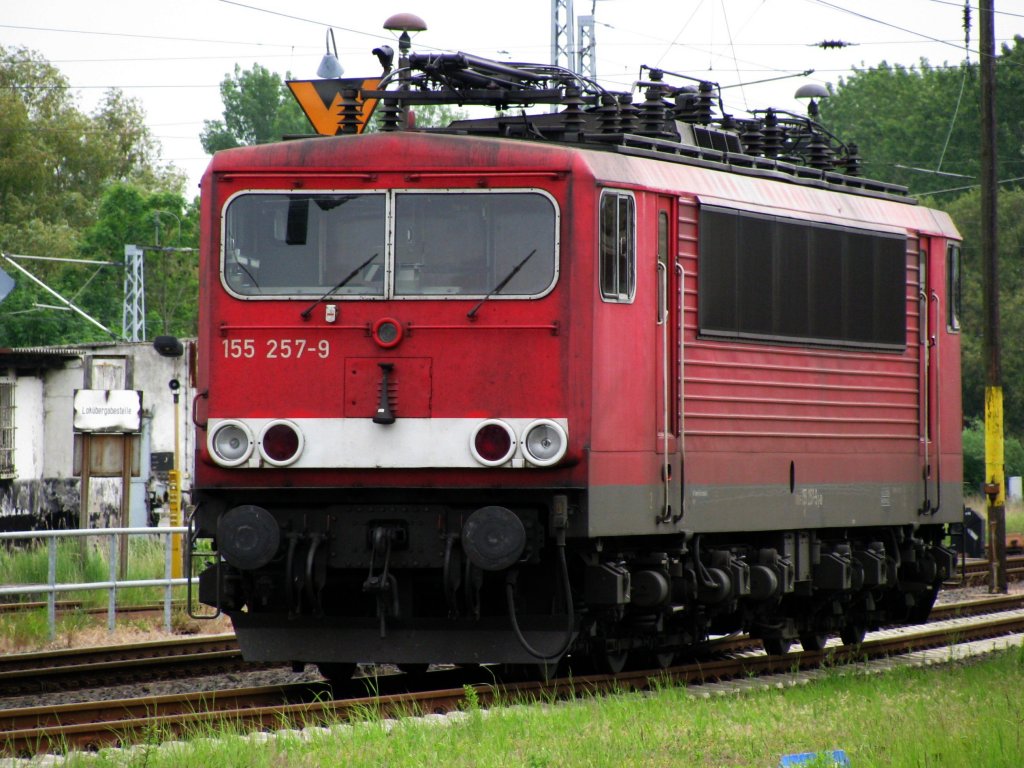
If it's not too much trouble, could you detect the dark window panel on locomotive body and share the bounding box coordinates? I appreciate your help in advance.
[698,206,907,350]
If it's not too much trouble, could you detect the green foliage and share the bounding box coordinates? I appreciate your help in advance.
[80,184,200,337]
[0,44,191,346]
[0,183,199,344]
[962,420,1024,490]
[820,36,1024,197]
[939,188,1024,432]
[822,38,1024,433]
[200,63,309,152]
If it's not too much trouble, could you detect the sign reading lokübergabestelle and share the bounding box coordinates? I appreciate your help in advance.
[73,389,142,433]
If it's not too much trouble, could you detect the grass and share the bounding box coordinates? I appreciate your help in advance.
[0,536,191,649]
[964,494,1024,533]
[43,644,1024,768]
[1007,499,1024,534]
[0,535,183,601]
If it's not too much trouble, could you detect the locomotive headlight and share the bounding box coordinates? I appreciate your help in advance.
[209,421,254,467]
[522,419,567,466]
[470,420,517,466]
[258,420,304,466]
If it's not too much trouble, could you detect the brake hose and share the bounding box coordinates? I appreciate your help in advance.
[505,534,575,661]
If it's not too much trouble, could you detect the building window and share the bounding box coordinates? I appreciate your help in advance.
[698,206,907,350]
[0,378,14,480]
[600,191,635,302]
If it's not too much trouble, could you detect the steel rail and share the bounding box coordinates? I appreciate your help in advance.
[0,634,245,695]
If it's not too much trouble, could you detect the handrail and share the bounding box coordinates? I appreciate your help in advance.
[0,526,189,641]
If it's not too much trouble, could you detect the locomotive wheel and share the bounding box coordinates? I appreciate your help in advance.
[839,624,866,647]
[762,637,791,656]
[798,632,828,652]
[592,648,629,675]
[535,660,562,682]
[317,662,357,685]
[906,585,940,624]
[501,660,563,682]
[645,650,676,671]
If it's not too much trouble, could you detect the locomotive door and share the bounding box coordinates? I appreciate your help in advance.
[655,196,682,522]
[919,237,940,514]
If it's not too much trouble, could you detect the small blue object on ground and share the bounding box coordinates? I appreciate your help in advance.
[779,750,851,767]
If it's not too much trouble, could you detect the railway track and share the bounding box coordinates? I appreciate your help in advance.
[1,588,1020,698]
[0,600,184,617]
[3,606,1023,758]
[0,634,250,696]
[957,554,1024,586]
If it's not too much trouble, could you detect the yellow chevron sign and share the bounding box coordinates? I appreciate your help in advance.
[286,78,382,135]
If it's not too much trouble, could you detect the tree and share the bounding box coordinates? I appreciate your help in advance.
[940,188,1024,436]
[78,184,200,338]
[819,36,1024,197]
[0,45,189,346]
[962,419,1024,490]
[0,184,199,345]
[200,64,309,152]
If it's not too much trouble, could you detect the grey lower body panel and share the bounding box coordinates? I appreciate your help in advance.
[582,481,961,537]
[230,612,573,666]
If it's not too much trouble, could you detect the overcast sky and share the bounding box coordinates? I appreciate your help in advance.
[2,0,1020,193]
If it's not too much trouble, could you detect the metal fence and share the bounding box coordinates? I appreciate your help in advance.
[0,526,189,639]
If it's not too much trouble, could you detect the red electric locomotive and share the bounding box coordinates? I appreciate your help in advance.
[184,48,961,678]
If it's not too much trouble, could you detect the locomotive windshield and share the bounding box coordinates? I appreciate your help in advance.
[222,190,558,299]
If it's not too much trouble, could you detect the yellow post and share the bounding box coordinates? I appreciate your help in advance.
[170,388,183,579]
[169,467,182,578]
[985,386,1007,593]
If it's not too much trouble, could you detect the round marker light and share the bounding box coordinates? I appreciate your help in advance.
[470,420,516,466]
[259,420,303,466]
[522,419,567,466]
[209,421,254,467]
[373,317,403,349]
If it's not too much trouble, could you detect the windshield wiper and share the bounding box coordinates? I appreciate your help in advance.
[467,248,537,319]
[300,252,378,320]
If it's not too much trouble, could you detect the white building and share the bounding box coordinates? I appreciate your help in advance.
[0,341,193,530]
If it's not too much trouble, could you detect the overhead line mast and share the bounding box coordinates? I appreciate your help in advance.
[980,0,1007,593]
[551,0,596,80]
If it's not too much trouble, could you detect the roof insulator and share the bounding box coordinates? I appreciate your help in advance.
[618,93,639,134]
[639,85,670,137]
[761,109,784,158]
[844,142,862,177]
[338,87,363,135]
[378,99,403,132]
[560,86,586,141]
[598,94,620,134]
[806,131,834,170]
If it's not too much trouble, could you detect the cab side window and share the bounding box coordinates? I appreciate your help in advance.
[946,242,961,332]
[600,191,635,302]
